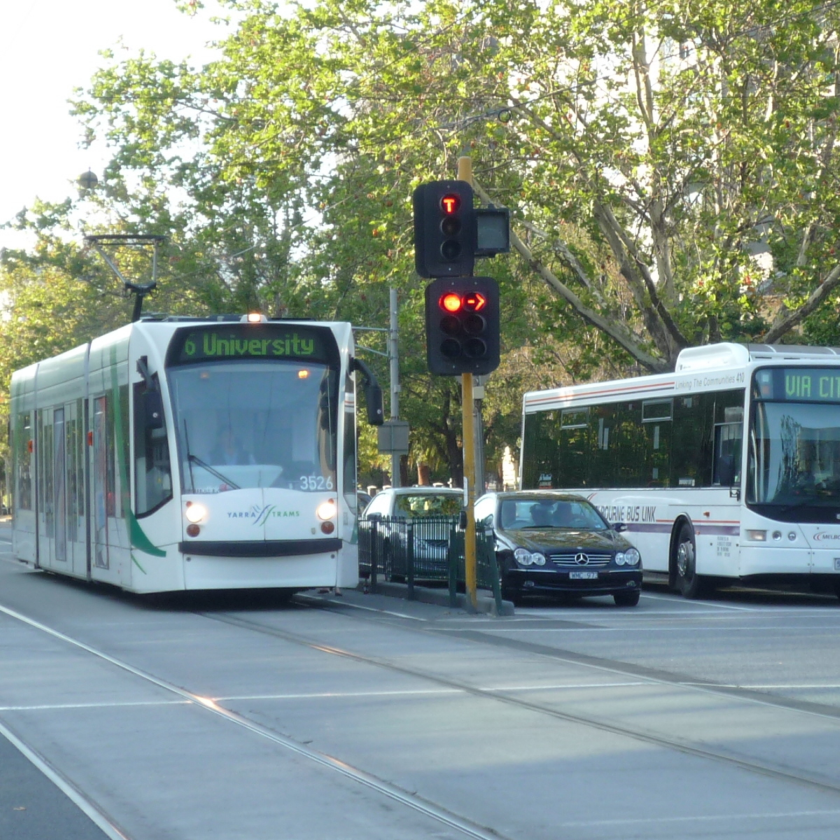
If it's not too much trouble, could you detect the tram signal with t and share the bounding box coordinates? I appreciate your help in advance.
[413,181,476,278]
[425,276,500,375]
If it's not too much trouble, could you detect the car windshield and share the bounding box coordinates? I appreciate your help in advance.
[499,498,607,530]
[394,494,462,517]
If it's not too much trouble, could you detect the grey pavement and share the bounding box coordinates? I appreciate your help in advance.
[0,575,505,840]
[0,730,110,840]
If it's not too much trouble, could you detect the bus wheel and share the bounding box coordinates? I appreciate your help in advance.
[675,524,707,599]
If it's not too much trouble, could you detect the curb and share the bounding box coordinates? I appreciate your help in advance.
[362,580,515,617]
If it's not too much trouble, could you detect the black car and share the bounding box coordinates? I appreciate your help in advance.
[475,491,643,606]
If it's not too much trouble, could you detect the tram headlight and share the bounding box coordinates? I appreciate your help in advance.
[316,499,337,521]
[185,502,208,524]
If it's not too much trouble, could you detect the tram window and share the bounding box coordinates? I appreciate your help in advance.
[134,379,172,516]
[17,412,32,511]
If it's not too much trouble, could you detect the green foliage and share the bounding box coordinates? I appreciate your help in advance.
[6,0,840,485]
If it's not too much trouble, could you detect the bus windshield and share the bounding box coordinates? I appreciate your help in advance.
[747,400,840,519]
[168,360,338,493]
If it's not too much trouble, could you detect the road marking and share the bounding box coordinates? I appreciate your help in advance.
[0,602,508,840]
[0,700,190,711]
[0,718,131,840]
[561,808,840,828]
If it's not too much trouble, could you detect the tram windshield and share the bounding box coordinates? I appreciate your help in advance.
[747,400,840,521]
[168,360,338,493]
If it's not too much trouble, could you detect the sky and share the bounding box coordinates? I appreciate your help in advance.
[0,0,228,251]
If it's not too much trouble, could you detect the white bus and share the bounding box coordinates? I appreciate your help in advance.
[520,343,840,599]
[10,314,383,594]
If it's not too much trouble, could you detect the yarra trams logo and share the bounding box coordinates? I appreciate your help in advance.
[227,506,301,526]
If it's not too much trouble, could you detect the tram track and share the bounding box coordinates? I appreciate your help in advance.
[4,593,840,840]
[0,602,514,840]
[199,603,840,798]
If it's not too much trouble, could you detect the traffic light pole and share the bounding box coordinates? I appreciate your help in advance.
[413,159,505,611]
[458,156,478,611]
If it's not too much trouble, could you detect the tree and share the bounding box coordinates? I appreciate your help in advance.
[41,0,840,482]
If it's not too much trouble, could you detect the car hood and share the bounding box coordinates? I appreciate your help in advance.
[496,527,632,553]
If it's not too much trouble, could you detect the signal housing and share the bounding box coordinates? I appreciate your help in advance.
[424,276,500,375]
[413,181,477,278]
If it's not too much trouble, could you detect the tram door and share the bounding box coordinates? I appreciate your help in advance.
[93,396,110,570]
[53,409,67,564]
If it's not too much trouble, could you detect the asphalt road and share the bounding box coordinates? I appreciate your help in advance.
[3,521,840,840]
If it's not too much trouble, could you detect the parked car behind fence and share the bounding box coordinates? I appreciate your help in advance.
[358,515,498,594]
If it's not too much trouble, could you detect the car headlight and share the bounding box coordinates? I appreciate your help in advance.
[514,548,546,566]
[616,548,641,567]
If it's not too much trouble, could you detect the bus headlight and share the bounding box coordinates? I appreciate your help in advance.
[746,529,767,541]
[316,499,337,521]
[185,502,207,524]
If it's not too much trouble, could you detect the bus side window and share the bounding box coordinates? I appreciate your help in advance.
[714,423,742,486]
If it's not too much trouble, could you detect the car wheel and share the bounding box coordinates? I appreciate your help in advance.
[497,558,517,604]
[613,589,640,607]
[675,523,708,599]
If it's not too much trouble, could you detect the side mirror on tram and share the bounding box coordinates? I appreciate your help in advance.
[350,357,385,426]
[365,383,384,426]
[144,391,165,430]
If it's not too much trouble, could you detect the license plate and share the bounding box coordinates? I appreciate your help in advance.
[569,571,598,580]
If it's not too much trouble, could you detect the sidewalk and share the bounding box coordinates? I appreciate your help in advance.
[344,579,514,617]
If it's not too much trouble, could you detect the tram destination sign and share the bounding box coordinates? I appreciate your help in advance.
[168,324,334,366]
[754,367,840,403]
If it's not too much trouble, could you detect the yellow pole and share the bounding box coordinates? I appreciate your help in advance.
[457,156,478,611]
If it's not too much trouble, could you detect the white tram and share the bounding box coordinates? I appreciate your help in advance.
[10,315,383,594]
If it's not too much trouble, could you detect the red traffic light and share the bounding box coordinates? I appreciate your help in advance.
[413,181,476,277]
[440,292,463,313]
[425,277,500,376]
[441,194,461,214]
[463,292,486,312]
[439,291,487,313]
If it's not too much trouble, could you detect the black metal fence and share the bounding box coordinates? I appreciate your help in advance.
[358,515,502,611]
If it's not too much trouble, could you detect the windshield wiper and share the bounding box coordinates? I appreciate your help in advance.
[188,454,241,490]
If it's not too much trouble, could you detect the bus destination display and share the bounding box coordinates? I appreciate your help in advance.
[754,367,840,402]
